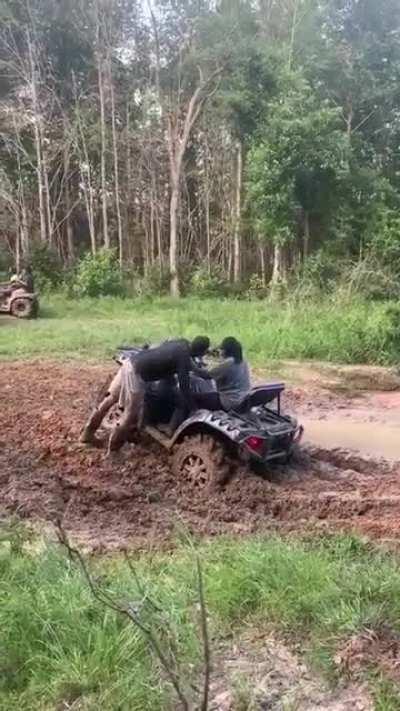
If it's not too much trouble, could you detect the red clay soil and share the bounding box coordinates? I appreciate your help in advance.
[1,361,400,550]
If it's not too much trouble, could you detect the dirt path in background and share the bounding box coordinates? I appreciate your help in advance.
[1,361,400,550]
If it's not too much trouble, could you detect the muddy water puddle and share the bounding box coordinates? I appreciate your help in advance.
[304,417,400,462]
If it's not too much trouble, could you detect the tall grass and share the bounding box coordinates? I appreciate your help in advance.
[1,531,400,709]
[0,292,397,365]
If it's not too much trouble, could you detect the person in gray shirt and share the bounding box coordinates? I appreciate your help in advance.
[192,336,250,411]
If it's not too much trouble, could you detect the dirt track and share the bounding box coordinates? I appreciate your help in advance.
[1,361,400,549]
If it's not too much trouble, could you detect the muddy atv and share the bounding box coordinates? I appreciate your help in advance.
[0,279,39,319]
[103,346,303,491]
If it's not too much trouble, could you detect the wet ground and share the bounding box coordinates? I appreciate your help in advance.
[1,361,400,550]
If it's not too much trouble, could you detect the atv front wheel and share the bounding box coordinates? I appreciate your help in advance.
[10,297,35,319]
[171,434,231,491]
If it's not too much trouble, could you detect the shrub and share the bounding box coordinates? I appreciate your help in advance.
[246,274,269,300]
[125,265,170,298]
[189,265,227,297]
[73,249,124,298]
[30,243,63,292]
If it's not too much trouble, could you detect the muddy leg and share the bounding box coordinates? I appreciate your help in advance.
[107,393,143,454]
[81,371,121,445]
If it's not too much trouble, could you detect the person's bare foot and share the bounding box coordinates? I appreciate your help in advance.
[79,429,104,448]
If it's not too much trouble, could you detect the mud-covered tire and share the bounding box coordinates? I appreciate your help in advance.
[171,434,231,491]
[10,297,34,319]
[286,442,307,466]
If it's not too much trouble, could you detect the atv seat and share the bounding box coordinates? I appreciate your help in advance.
[236,384,285,414]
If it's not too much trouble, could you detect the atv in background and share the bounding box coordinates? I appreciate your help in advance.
[0,278,39,319]
[102,346,303,491]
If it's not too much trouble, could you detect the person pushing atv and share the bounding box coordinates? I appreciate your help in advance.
[81,336,211,453]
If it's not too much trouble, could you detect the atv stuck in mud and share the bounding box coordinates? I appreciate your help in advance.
[0,278,39,319]
[102,346,303,490]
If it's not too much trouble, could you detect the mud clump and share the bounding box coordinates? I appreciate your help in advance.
[1,361,400,550]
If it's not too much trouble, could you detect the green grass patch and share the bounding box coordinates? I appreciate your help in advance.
[1,531,400,709]
[0,293,397,365]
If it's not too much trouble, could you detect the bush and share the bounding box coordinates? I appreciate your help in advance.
[246,274,269,300]
[288,251,400,303]
[124,265,170,298]
[30,243,63,292]
[189,266,228,297]
[339,258,400,301]
[73,249,124,298]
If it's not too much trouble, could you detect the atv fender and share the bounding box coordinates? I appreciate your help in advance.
[9,288,37,303]
[170,409,253,448]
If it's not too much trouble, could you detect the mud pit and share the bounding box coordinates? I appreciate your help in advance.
[1,361,400,549]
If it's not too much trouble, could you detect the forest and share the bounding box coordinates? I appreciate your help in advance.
[1,0,400,298]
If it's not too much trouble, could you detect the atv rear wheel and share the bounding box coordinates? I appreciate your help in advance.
[10,297,34,319]
[171,434,231,491]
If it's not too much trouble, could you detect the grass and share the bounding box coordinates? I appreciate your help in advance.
[0,292,397,365]
[1,529,400,710]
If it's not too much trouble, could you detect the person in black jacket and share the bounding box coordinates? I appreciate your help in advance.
[81,336,210,452]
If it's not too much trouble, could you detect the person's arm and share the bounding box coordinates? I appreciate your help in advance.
[207,358,234,380]
[190,360,213,380]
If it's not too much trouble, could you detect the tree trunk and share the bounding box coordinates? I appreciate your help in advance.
[288,0,299,71]
[15,219,21,273]
[233,140,242,283]
[98,49,109,248]
[109,59,123,267]
[156,212,162,275]
[271,242,282,286]
[64,146,74,263]
[150,202,156,265]
[303,210,310,262]
[165,67,222,296]
[27,35,47,244]
[74,87,96,255]
[169,177,180,297]
[20,202,29,258]
[259,242,266,286]
[346,97,353,139]
[125,100,132,264]
[43,153,52,245]
[205,188,211,275]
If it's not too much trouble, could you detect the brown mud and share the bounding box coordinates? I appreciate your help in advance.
[1,361,400,550]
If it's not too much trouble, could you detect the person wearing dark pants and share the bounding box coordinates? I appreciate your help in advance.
[81,336,210,452]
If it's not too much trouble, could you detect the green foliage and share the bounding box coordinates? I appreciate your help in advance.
[189,265,227,297]
[246,273,269,300]
[368,209,400,269]
[289,252,400,302]
[73,250,124,298]
[124,265,170,299]
[247,75,349,248]
[30,243,63,292]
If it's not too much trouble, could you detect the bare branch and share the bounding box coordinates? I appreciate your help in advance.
[197,557,211,711]
[56,522,190,711]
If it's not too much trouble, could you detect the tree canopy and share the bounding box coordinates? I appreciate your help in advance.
[0,0,400,294]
